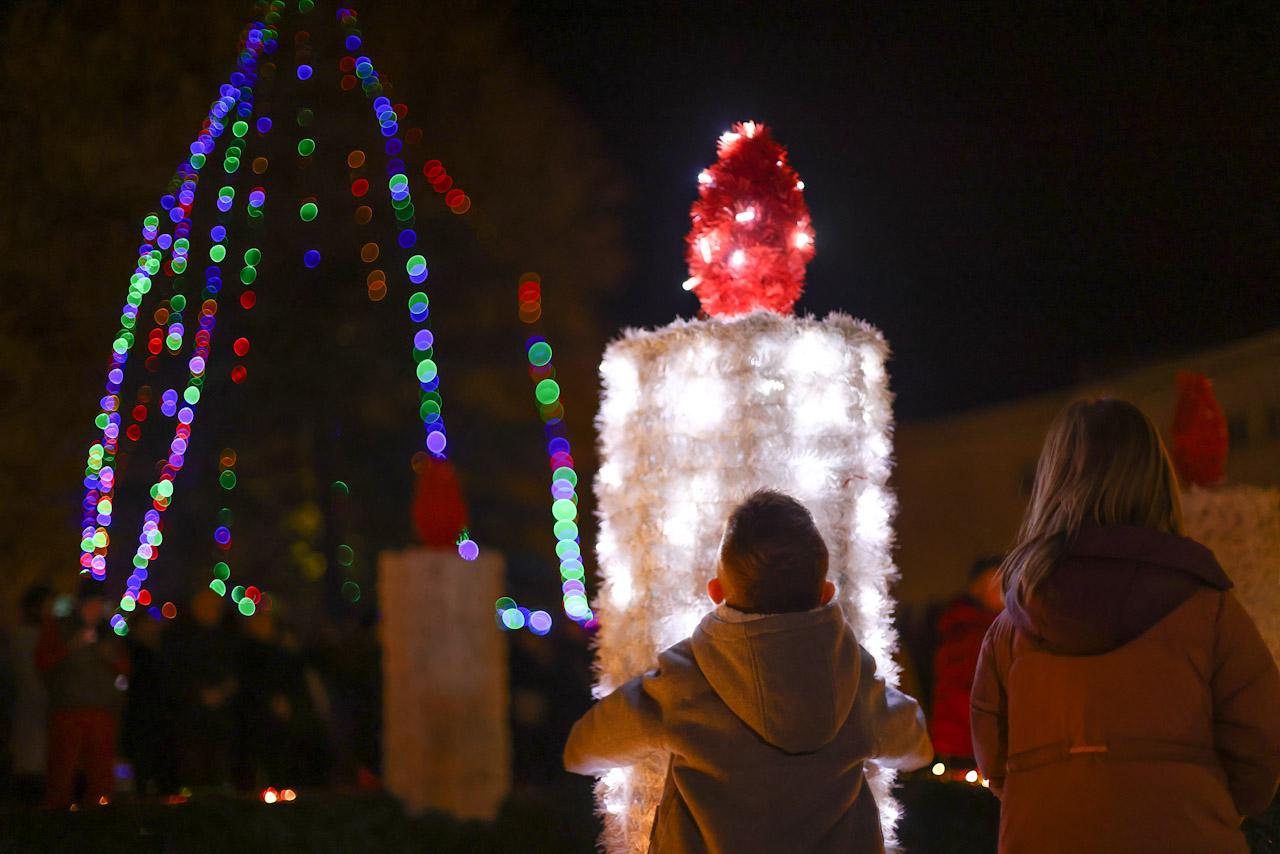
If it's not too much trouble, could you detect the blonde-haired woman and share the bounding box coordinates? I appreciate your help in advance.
[971,398,1280,853]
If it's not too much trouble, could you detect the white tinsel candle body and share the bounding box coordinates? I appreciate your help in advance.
[592,311,901,852]
[1182,484,1280,663]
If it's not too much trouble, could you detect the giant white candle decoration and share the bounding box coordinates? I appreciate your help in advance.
[591,122,903,851]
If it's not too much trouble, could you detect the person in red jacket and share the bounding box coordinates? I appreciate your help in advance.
[36,583,130,808]
[927,556,1003,771]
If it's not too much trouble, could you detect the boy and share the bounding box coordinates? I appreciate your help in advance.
[565,490,931,853]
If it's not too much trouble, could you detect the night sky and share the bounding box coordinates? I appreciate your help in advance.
[514,3,1280,418]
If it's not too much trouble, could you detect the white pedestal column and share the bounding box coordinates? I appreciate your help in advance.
[378,546,510,819]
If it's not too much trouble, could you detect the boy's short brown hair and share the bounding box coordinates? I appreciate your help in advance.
[719,490,829,614]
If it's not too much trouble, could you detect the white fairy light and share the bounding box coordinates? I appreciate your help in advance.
[698,236,713,264]
[735,208,756,223]
[670,374,726,436]
[741,121,757,138]
[601,767,631,815]
[730,249,745,268]
[856,484,892,540]
[718,130,741,147]
[796,180,805,190]
[794,230,812,249]
[608,560,634,609]
[860,345,886,383]
[682,277,700,291]
[792,382,849,433]
[785,329,844,376]
[598,353,640,425]
[790,454,834,499]
[697,170,713,186]
[662,500,700,549]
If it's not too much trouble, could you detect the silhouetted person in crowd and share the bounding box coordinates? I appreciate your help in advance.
[234,609,331,790]
[36,583,129,808]
[314,612,379,786]
[928,555,1004,769]
[6,585,51,803]
[169,590,237,789]
[122,613,174,795]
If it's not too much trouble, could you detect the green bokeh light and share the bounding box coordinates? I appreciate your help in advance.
[527,341,553,367]
[535,380,560,405]
[551,498,577,521]
[415,359,438,383]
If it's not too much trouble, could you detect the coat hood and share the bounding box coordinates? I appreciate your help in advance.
[1006,524,1232,656]
[690,602,859,754]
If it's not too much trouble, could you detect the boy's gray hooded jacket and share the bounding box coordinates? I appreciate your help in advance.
[564,603,932,853]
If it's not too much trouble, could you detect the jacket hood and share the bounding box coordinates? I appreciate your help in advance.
[690,603,859,754]
[1006,524,1232,656]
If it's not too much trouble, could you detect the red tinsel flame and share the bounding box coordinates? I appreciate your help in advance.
[685,121,815,317]
[1171,371,1228,487]
[411,458,470,548]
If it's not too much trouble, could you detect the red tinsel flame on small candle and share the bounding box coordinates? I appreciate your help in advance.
[412,458,470,548]
[1171,371,1228,487]
[685,121,815,316]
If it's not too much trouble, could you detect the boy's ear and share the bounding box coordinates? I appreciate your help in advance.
[707,577,725,605]
[820,580,836,605]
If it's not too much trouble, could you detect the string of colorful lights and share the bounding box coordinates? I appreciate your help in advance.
[77,0,596,637]
[518,273,594,628]
[78,9,279,634]
[494,596,553,637]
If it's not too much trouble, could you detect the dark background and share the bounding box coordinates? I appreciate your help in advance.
[515,1,1280,417]
[0,2,1276,847]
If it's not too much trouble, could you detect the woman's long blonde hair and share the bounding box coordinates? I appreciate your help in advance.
[1000,398,1184,596]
